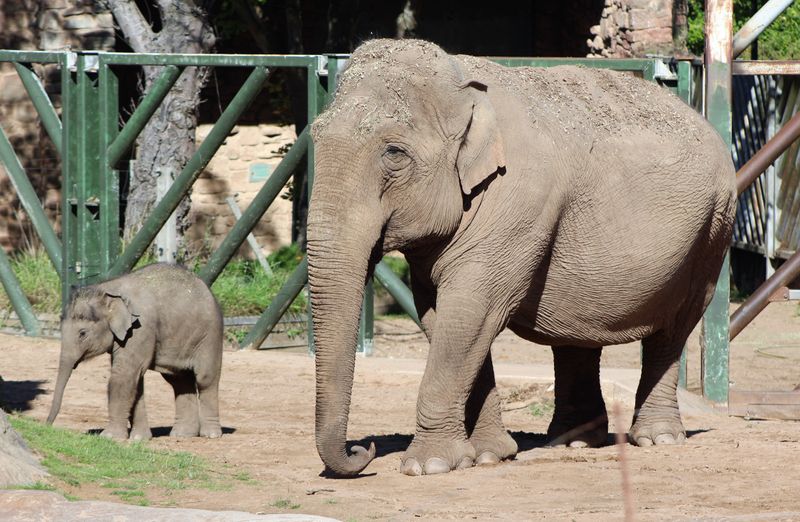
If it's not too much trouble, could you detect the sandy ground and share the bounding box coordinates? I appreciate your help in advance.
[2,302,800,521]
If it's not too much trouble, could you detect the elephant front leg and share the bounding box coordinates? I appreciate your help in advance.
[629,333,685,446]
[401,291,504,476]
[102,365,142,440]
[129,376,152,441]
[466,353,517,465]
[548,346,608,448]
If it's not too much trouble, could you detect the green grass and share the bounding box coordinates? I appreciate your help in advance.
[529,400,555,418]
[8,415,242,505]
[0,248,61,315]
[271,498,301,510]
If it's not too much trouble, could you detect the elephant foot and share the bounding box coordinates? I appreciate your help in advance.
[100,425,129,440]
[400,437,475,476]
[469,429,518,466]
[199,422,222,439]
[629,410,685,447]
[547,403,608,448]
[129,427,152,441]
[170,423,200,438]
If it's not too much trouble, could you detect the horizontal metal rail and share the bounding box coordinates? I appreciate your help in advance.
[733,61,800,76]
[0,51,64,63]
[97,52,320,68]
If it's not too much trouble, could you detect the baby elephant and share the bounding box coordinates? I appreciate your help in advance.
[47,263,223,441]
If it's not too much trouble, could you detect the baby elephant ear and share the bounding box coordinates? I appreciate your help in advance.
[456,80,506,196]
[105,293,139,342]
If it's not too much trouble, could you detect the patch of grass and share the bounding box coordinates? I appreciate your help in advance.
[271,498,301,510]
[0,248,61,315]
[9,481,56,492]
[529,400,555,418]
[9,415,223,505]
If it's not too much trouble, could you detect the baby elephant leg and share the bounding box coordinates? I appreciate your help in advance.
[163,372,200,437]
[195,369,222,439]
[129,376,152,441]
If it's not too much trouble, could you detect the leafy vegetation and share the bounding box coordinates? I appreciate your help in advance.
[9,415,251,505]
[688,0,800,59]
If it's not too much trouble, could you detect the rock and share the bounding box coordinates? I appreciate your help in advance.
[0,410,48,488]
[0,490,341,521]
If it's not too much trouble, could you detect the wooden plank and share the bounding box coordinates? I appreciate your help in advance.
[729,389,800,420]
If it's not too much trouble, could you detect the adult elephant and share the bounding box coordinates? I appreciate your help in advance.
[308,39,736,477]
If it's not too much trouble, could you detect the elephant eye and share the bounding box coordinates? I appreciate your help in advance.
[382,145,412,171]
[78,329,87,340]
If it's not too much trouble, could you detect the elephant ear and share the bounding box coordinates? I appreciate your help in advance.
[456,80,506,196]
[105,292,139,342]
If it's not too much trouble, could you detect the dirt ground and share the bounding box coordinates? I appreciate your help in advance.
[2,302,800,521]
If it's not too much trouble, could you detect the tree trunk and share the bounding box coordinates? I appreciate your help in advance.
[107,0,216,252]
[672,0,689,55]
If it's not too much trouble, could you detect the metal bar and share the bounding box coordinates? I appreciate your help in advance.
[198,128,308,285]
[730,248,800,340]
[0,247,41,336]
[0,51,64,62]
[732,0,794,58]
[374,261,421,327]
[677,61,693,106]
[490,57,656,71]
[98,52,318,68]
[736,110,800,195]
[224,196,273,276]
[240,256,308,351]
[678,346,688,389]
[61,53,77,308]
[99,61,120,276]
[109,66,269,276]
[701,0,733,404]
[734,61,800,76]
[0,124,63,276]
[13,62,62,155]
[106,65,182,168]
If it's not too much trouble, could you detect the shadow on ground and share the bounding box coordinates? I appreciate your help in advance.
[0,379,48,412]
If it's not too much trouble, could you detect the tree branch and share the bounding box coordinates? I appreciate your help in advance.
[107,0,155,52]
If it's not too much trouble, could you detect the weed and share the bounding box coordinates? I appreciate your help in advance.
[271,498,301,510]
[529,400,556,418]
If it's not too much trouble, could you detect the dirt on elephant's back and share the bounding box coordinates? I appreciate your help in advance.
[2,303,800,520]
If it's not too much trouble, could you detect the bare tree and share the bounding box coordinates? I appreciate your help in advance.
[106,0,216,249]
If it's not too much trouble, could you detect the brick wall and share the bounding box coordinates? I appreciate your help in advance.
[587,0,674,57]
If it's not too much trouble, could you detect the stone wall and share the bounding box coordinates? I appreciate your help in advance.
[0,0,113,251]
[587,0,674,57]
[186,125,296,257]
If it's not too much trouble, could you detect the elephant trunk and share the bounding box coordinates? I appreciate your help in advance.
[308,198,381,476]
[46,354,75,425]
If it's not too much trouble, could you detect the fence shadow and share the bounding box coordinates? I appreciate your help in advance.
[1,379,48,412]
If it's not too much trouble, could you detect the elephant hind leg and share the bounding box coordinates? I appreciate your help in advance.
[163,372,200,438]
[129,376,152,441]
[195,370,222,439]
[548,346,608,448]
[466,352,518,465]
[630,330,686,446]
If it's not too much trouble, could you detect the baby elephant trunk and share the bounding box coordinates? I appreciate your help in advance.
[46,357,75,425]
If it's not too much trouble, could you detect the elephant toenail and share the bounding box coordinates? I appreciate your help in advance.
[654,433,676,445]
[569,440,589,448]
[635,436,654,447]
[475,452,500,466]
[422,457,450,475]
[400,458,423,476]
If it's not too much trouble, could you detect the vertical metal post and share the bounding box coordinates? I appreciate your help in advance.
[677,60,692,389]
[765,78,778,279]
[61,53,78,307]
[359,279,374,356]
[701,0,733,403]
[99,60,120,274]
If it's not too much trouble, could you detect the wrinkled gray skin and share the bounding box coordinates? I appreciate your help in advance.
[308,39,736,477]
[47,263,223,440]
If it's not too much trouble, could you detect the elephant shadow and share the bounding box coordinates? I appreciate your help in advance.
[0,379,48,412]
[86,426,237,437]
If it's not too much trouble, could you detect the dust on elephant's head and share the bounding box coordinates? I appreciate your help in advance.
[310,39,506,253]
